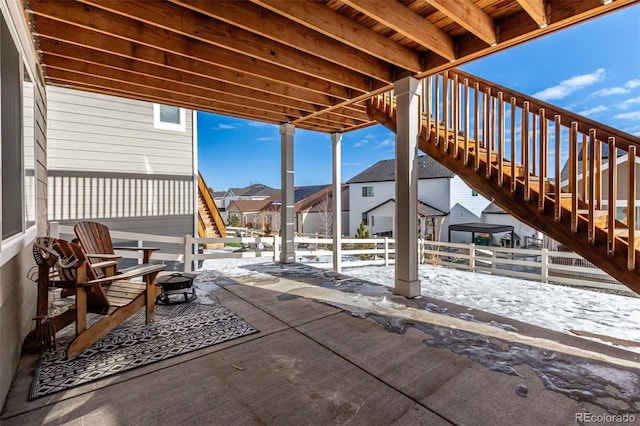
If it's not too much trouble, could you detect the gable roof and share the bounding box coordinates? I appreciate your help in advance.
[227,199,271,213]
[481,202,507,215]
[347,155,454,184]
[229,183,279,197]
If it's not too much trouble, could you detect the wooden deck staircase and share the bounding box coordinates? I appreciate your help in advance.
[366,69,640,295]
[197,172,226,248]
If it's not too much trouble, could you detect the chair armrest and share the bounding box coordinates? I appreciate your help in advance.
[115,246,160,252]
[79,264,166,287]
[91,260,120,269]
[114,247,159,263]
[85,253,122,260]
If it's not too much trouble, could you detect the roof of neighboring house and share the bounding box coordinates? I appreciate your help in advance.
[267,184,331,205]
[228,183,279,198]
[227,199,272,213]
[364,198,447,217]
[481,202,507,215]
[347,155,454,184]
[209,189,225,198]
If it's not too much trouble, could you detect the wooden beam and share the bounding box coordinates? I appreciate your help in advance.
[33,18,341,106]
[45,68,298,124]
[171,0,394,83]
[427,0,497,45]
[30,0,372,94]
[78,0,378,92]
[250,0,423,72]
[340,0,456,61]
[44,55,319,121]
[515,0,548,27]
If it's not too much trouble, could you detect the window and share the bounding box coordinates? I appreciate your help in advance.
[362,186,374,197]
[153,103,186,132]
[370,215,375,227]
[23,65,35,229]
[1,14,23,240]
[361,212,368,226]
[472,190,478,197]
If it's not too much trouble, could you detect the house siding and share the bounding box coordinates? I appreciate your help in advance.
[0,0,47,407]
[449,176,491,218]
[45,87,195,234]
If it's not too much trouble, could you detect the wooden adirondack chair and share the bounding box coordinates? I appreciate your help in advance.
[74,221,159,269]
[50,239,165,359]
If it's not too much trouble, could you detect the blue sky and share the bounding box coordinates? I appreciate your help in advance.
[198,5,640,192]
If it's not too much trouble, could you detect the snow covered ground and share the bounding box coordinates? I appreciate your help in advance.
[199,254,640,354]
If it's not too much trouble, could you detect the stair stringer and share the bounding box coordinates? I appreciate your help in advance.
[368,100,640,295]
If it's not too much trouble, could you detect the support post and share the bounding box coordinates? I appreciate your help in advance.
[184,234,193,272]
[332,132,342,273]
[394,76,421,298]
[280,124,296,263]
[541,248,549,283]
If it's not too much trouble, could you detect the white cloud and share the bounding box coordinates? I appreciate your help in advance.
[617,96,640,110]
[211,123,236,130]
[247,121,271,128]
[353,139,369,148]
[613,111,640,121]
[593,87,628,97]
[256,137,274,142]
[375,138,394,149]
[577,105,607,116]
[533,68,606,101]
[625,79,640,89]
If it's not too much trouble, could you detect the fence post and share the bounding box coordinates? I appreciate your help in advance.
[273,235,279,263]
[384,237,389,266]
[137,240,143,265]
[541,248,549,283]
[469,243,476,272]
[50,221,60,238]
[418,238,423,264]
[184,234,193,273]
[491,249,497,276]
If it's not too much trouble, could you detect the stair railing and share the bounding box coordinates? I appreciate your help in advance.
[197,172,226,238]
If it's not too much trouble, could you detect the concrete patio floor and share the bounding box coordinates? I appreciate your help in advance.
[2,262,639,425]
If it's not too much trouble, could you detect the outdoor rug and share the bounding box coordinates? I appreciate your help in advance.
[30,302,258,399]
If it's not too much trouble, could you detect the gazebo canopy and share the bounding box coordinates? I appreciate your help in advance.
[448,222,514,247]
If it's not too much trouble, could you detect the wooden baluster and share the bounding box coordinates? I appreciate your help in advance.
[539,108,547,211]
[435,74,440,147]
[510,97,517,193]
[463,78,470,166]
[453,74,460,159]
[443,71,449,153]
[523,101,530,201]
[485,87,492,180]
[474,83,480,171]
[581,133,588,202]
[607,137,617,256]
[628,145,636,270]
[595,135,602,210]
[588,129,596,243]
[426,76,432,138]
[531,115,537,178]
[554,115,562,222]
[570,122,578,233]
[497,92,504,186]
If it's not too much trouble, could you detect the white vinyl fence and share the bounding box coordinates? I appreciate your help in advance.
[50,222,628,293]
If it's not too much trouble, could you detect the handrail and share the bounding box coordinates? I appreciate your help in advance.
[197,172,226,238]
[453,69,640,151]
[367,67,640,294]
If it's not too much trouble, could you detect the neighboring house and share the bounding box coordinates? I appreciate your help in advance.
[560,144,640,226]
[227,199,272,229]
[46,87,196,239]
[218,183,278,213]
[293,184,350,236]
[480,202,542,247]
[347,155,492,242]
[208,188,226,210]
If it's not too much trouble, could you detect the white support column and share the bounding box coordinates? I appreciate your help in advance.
[394,76,421,298]
[331,132,342,273]
[280,123,296,263]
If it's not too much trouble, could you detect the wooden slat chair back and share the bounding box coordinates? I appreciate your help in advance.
[74,221,159,267]
[49,238,165,359]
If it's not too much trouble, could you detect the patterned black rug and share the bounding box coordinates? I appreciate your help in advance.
[30,302,258,399]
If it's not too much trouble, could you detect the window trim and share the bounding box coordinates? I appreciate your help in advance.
[153,103,186,132]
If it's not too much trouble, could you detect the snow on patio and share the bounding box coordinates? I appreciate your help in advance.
[198,254,640,354]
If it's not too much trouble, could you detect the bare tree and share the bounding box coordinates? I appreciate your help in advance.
[317,192,332,237]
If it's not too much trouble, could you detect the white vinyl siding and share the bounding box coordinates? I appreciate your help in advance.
[47,87,193,174]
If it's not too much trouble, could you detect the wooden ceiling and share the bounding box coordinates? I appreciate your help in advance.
[26,0,636,133]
